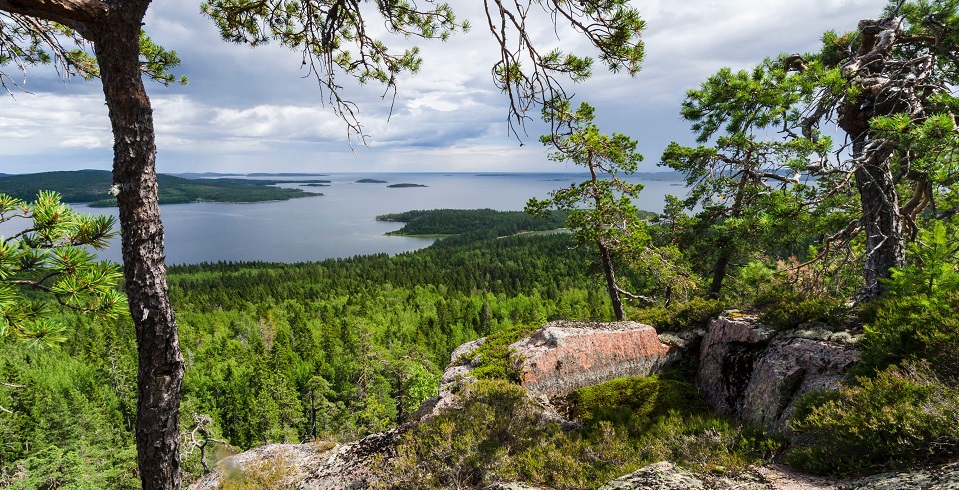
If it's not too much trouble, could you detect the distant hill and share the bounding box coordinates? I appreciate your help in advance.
[0,170,323,207]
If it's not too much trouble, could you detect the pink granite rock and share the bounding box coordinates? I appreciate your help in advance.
[742,337,859,431]
[697,316,775,413]
[510,321,680,397]
[697,315,860,433]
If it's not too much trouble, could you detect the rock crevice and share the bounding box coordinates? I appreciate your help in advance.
[697,316,861,432]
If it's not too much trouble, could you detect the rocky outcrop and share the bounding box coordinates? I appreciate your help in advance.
[598,460,959,490]
[839,461,959,489]
[188,427,403,490]
[188,317,958,490]
[598,461,793,490]
[415,337,485,419]
[419,321,687,419]
[599,461,706,489]
[697,316,861,432]
[510,321,680,397]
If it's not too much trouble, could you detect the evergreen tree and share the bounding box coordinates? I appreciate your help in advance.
[527,100,650,320]
[662,0,959,300]
[0,191,123,346]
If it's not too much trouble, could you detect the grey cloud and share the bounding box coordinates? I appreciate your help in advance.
[0,0,886,174]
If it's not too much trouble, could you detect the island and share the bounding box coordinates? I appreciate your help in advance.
[387,183,427,188]
[0,170,323,207]
[356,178,388,184]
[376,208,567,237]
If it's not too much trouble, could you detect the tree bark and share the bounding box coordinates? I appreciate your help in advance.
[707,246,732,300]
[91,7,184,490]
[852,141,905,301]
[599,242,625,321]
[837,16,907,301]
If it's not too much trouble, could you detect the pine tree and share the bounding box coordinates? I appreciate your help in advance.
[0,191,124,347]
[527,100,649,320]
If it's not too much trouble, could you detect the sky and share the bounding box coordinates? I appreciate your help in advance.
[0,0,883,175]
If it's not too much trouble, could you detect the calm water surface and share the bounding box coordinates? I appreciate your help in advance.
[59,173,686,265]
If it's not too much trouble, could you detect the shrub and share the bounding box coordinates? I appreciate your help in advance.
[634,297,724,332]
[855,220,959,382]
[788,361,959,475]
[637,411,783,474]
[376,377,781,489]
[858,291,959,384]
[570,375,708,432]
[219,454,293,490]
[756,293,847,331]
[378,379,563,488]
[467,323,538,381]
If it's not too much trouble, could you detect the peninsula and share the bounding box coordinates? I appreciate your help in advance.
[0,170,323,207]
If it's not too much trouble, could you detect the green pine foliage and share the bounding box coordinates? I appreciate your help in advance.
[857,221,959,382]
[0,191,125,346]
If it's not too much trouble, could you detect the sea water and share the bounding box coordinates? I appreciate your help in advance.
[18,172,687,265]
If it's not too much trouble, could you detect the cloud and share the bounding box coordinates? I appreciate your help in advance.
[0,0,887,174]
[60,136,106,148]
[0,92,111,164]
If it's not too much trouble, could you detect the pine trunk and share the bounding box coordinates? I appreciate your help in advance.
[92,11,184,490]
[599,243,625,321]
[853,142,905,301]
[708,247,732,300]
[838,17,907,301]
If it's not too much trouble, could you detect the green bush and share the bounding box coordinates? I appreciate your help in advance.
[219,454,293,490]
[571,375,708,432]
[855,220,959,382]
[858,292,959,383]
[467,323,538,381]
[376,377,781,489]
[788,361,959,475]
[756,293,847,331]
[378,379,569,488]
[636,411,784,475]
[634,297,724,332]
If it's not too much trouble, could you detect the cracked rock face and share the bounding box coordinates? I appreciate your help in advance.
[511,321,681,398]
[697,316,860,433]
[599,461,706,490]
[187,428,403,490]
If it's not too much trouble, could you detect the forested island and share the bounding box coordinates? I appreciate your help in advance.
[0,170,324,206]
[356,178,388,183]
[387,183,427,188]
[377,208,569,237]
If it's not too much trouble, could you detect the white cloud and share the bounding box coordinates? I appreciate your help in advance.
[60,135,105,148]
[0,0,887,174]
